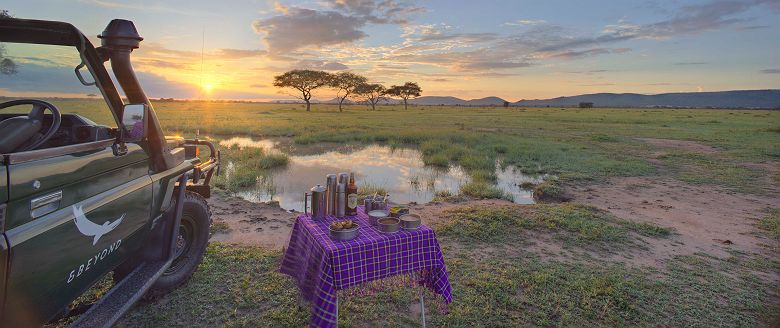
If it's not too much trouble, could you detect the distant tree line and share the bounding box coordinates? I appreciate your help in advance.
[273,69,422,111]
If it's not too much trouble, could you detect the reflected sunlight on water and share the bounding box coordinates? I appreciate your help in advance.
[222,138,542,211]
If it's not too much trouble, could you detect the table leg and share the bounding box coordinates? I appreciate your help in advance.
[419,287,426,328]
[417,271,426,328]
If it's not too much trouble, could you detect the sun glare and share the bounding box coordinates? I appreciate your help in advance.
[202,82,214,94]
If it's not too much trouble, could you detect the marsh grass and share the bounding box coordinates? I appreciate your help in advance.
[212,146,289,191]
[357,183,388,202]
[532,178,570,203]
[432,190,467,202]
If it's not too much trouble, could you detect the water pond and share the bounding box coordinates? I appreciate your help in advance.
[219,137,545,211]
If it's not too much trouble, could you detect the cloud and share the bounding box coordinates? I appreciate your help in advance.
[579,83,616,86]
[738,25,771,30]
[253,7,367,54]
[504,19,547,26]
[402,24,498,43]
[523,0,768,56]
[216,48,268,59]
[325,0,425,24]
[135,59,190,69]
[294,60,349,70]
[547,47,631,60]
[674,61,708,66]
[458,61,531,70]
[273,1,289,14]
[647,82,674,86]
[760,69,780,74]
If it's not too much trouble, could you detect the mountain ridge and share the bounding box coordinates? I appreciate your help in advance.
[299,89,780,108]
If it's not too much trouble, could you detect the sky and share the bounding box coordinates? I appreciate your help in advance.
[3,0,780,101]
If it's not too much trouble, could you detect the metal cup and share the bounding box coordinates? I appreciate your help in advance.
[364,197,374,212]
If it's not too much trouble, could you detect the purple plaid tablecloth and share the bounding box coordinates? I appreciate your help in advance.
[280,206,452,327]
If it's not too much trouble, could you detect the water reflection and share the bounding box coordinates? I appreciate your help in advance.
[220,137,278,151]
[222,138,541,211]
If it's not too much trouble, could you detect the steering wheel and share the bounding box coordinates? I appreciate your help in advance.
[0,99,62,153]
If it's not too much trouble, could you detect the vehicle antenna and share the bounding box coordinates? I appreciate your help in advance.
[200,26,205,99]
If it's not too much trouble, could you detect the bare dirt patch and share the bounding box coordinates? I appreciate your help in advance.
[637,137,719,154]
[569,176,779,261]
[208,192,298,248]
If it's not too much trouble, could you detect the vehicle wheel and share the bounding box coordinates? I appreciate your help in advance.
[144,191,211,299]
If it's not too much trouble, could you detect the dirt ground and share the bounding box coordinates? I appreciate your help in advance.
[207,137,779,274]
[567,138,779,265]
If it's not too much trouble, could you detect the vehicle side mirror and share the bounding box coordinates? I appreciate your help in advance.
[121,103,148,142]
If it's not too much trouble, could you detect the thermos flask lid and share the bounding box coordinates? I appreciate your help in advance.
[311,184,326,193]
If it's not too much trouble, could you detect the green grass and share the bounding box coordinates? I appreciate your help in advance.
[658,152,765,193]
[105,237,774,327]
[432,190,467,202]
[532,178,569,202]
[458,180,513,201]
[210,221,231,234]
[757,208,780,240]
[212,146,288,191]
[436,204,672,247]
[47,99,780,193]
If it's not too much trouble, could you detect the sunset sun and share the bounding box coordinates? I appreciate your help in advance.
[202,82,214,94]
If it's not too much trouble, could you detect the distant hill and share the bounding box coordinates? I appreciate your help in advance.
[514,90,780,109]
[322,97,355,104]
[405,96,507,106]
[466,97,508,106]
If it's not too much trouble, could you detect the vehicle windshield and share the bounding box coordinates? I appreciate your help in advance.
[0,42,114,125]
[0,42,116,152]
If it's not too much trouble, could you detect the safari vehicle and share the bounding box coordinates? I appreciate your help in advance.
[0,18,219,326]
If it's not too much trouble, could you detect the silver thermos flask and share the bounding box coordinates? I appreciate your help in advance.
[325,174,338,216]
[336,183,346,218]
[304,184,327,220]
[337,173,349,214]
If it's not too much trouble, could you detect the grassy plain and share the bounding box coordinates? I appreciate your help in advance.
[46,99,779,327]
[52,98,780,194]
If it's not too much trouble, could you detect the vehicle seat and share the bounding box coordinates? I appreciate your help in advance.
[0,107,44,153]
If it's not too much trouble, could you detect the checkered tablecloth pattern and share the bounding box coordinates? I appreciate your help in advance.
[280,206,453,327]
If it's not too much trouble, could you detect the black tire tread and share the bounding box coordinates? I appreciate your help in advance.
[143,191,210,300]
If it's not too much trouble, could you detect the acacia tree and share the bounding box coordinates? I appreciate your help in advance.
[354,83,386,111]
[328,72,367,112]
[273,70,332,111]
[386,82,422,110]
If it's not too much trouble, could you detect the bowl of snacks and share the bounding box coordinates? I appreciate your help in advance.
[389,205,409,218]
[329,220,359,241]
[377,217,400,234]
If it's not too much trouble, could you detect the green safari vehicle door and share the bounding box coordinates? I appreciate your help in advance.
[0,41,155,325]
[3,141,153,325]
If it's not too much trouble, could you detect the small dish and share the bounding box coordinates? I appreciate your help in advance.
[368,210,388,226]
[377,217,400,233]
[389,205,409,218]
[399,214,421,230]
